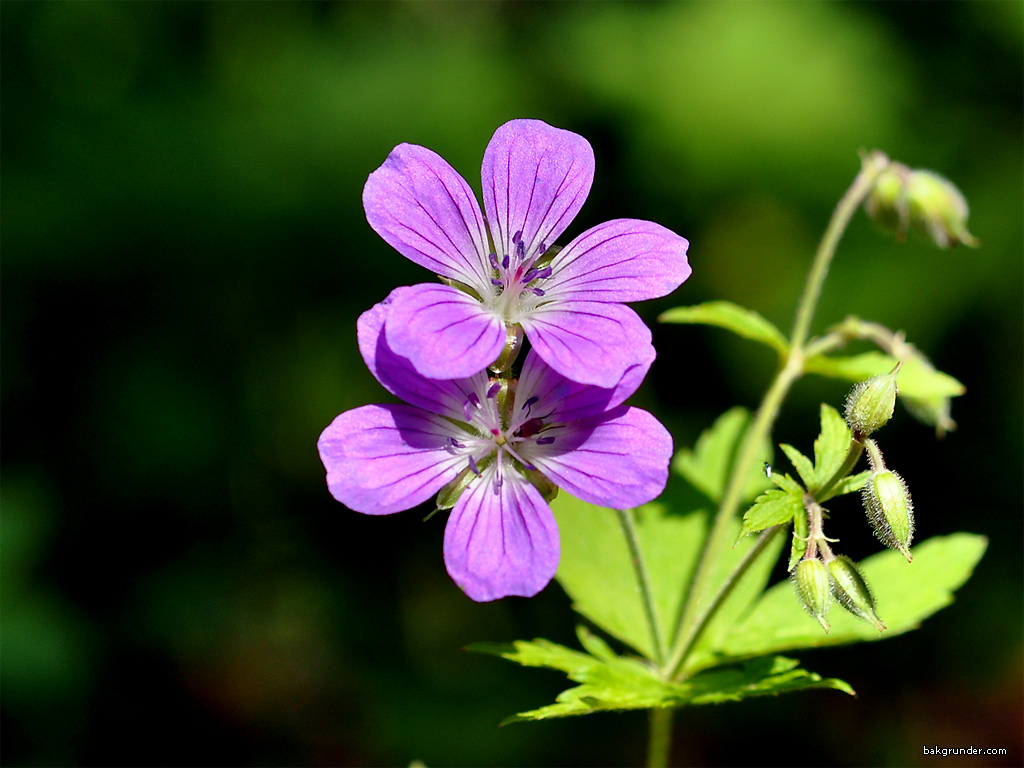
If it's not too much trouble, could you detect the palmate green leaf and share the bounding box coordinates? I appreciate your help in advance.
[551,480,708,661]
[804,351,965,401]
[553,408,775,662]
[469,628,852,723]
[715,533,987,660]
[660,301,789,356]
[779,444,815,488]
[674,407,773,504]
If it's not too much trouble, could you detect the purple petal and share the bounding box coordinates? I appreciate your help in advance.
[531,407,672,509]
[544,219,691,303]
[358,288,490,418]
[318,404,464,515]
[520,300,654,388]
[363,143,491,290]
[443,467,560,601]
[385,283,506,380]
[516,346,655,424]
[481,119,594,264]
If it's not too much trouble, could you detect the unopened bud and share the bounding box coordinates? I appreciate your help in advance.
[865,163,979,250]
[863,469,915,561]
[844,364,900,439]
[792,558,831,633]
[828,555,886,632]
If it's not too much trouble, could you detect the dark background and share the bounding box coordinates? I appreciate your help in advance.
[2,2,1021,766]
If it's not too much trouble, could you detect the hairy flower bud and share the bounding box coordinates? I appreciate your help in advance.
[863,469,915,561]
[828,555,886,632]
[792,558,831,633]
[844,364,900,439]
[865,163,979,249]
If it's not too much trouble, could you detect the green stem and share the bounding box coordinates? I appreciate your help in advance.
[647,708,673,768]
[618,507,665,666]
[663,151,891,682]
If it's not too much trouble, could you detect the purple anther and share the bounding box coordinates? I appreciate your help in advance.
[502,253,510,269]
[515,239,526,260]
[536,436,556,445]
[448,437,464,448]
[486,382,501,398]
[538,242,547,254]
[488,252,500,269]
[522,395,539,410]
[512,230,522,244]
[534,266,553,280]
[532,288,546,296]
[463,392,481,421]
[468,456,480,475]
[491,278,504,287]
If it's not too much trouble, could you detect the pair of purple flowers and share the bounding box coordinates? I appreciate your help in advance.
[318,119,691,601]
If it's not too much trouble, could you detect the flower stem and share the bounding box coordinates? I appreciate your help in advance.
[646,708,674,768]
[617,507,665,666]
[663,151,891,682]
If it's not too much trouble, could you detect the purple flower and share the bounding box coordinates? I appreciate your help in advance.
[362,118,691,388]
[317,289,673,602]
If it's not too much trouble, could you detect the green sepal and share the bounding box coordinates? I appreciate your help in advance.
[434,466,477,511]
[659,301,789,356]
[469,627,853,724]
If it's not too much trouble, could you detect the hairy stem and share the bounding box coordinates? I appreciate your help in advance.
[663,151,891,683]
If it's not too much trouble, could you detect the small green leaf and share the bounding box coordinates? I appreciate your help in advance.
[660,301,789,355]
[739,488,803,538]
[674,407,773,504]
[812,404,853,490]
[820,469,871,501]
[779,444,815,488]
[769,472,804,495]
[470,629,852,723]
[804,352,965,400]
[715,533,987,660]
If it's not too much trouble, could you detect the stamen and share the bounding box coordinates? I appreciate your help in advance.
[537,436,556,445]
[463,392,481,421]
[486,382,501,399]
[532,288,546,296]
[515,239,526,260]
[448,437,464,448]
[522,395,539,410]
[488,252,499,269]
[502,253,510,269]
[512,230,522,244]
[491,278,504,287]
[468,456,480,475]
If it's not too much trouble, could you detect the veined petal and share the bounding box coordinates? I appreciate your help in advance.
[520,300,653,388]
[318,404,465,515]
[358,288,490,418]
[481,119,594,262]
[443,466,560,601]
[363,143,491,290]
[544,219,691,303]
[531,407,672,509]
[515,346,654,425]
[386,283,506,380]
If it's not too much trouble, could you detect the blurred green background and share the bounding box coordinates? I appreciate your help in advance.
[2,2,1021,766]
